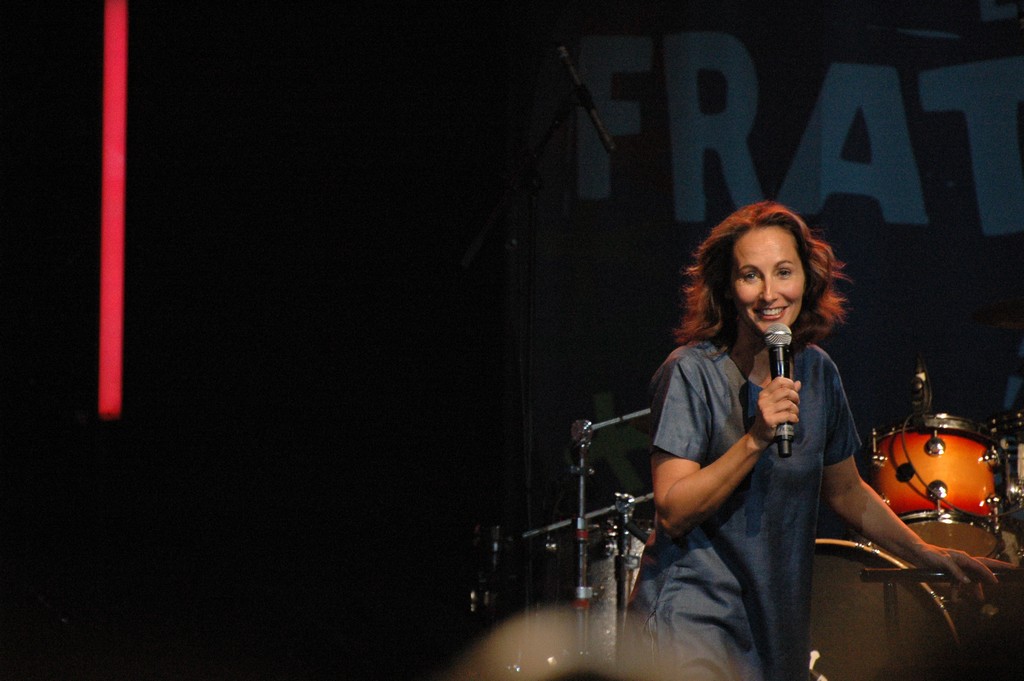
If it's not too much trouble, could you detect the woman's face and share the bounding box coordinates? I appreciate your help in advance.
[729,226,806,344]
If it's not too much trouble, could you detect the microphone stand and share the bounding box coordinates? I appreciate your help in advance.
[460,47,618,619]
[548,410,652,662]
[460,91,574,615]
[506,402,652,662]
[460,96,574,271]
[520,489,654,540]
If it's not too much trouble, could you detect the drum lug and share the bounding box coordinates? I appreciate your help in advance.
[870,427,886,468]
[927,479,948,501]
[925,433,946,457]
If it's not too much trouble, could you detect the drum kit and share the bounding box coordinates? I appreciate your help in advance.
[816,296,1024,681]
[860,295,1024,563]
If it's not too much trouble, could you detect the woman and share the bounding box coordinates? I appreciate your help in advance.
[629,201,1001,681]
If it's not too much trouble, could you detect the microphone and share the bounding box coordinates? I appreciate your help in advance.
[910,353,931,425]
[765,323,794,457]
[556,46,616,154]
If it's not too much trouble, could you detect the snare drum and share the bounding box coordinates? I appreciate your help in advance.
[869,414,1001,554]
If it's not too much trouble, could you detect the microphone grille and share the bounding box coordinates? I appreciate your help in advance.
[764,323,792,348]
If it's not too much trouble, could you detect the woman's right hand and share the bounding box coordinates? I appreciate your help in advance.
[752,377,801,449]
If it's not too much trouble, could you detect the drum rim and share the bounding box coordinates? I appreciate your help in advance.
[897,510,1002,557]
[814,537,908,567]
[876,413,993,444]
[898,509,994,527]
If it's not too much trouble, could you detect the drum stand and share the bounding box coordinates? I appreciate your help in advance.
[859,566,1024,671]
[568,418,595,660]
[611,492,650,662]
[512,410,652,664]
[516,412,649,656]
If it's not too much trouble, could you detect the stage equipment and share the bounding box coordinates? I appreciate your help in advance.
[988,409,1024,512]
[556,46,616,154]
[857,556,1024,681]
[810,538,960,681]
[869,414,1006,557]
[765,322,794,457]
[513,408,651,663]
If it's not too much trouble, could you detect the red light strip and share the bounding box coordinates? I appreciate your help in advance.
[99,0,127,420]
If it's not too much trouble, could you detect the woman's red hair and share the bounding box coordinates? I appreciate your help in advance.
[673,201,849,348]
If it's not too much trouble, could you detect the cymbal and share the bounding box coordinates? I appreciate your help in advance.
[972,297,1024,330]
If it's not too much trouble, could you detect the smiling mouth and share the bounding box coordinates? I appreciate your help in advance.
[757,307,784,318]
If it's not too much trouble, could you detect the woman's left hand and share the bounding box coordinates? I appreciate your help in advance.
[911,543,1011,600]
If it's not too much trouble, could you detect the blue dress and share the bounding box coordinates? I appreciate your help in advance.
[629,341,860,681]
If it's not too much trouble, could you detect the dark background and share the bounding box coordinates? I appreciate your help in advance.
[4,3,1024,681]
[2,3,514,679]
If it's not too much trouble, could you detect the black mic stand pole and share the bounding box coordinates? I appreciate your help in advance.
[519,489,654,540]
[460,95,576,618]
[461,95,574,271]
